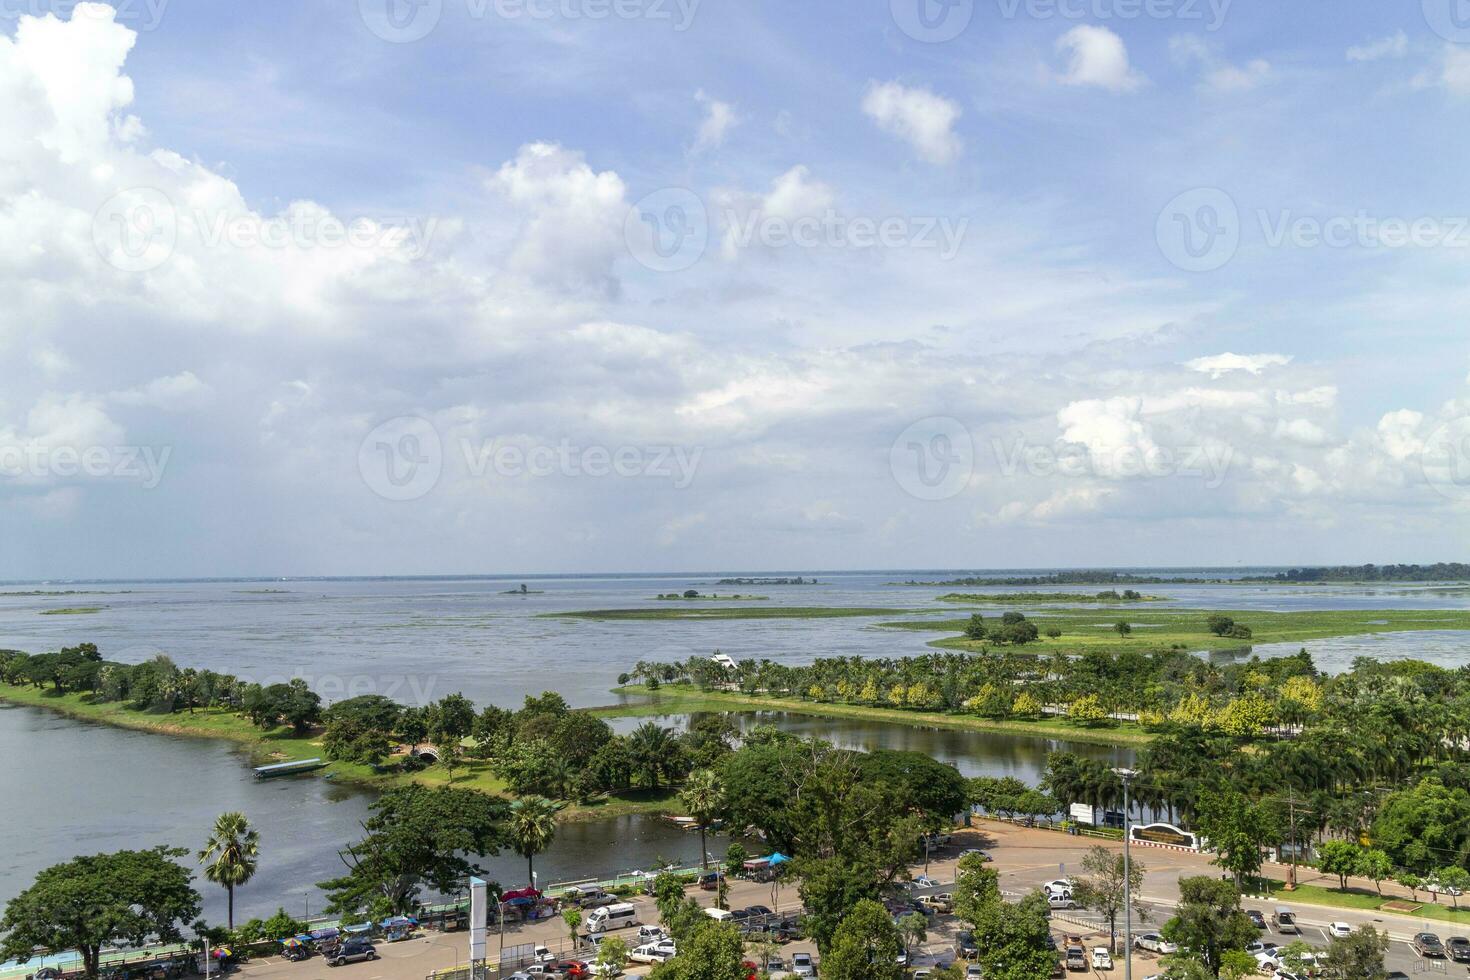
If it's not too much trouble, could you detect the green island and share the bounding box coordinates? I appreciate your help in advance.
[653,591,769,601]
[38,606,104,616]
[936,590,1165,603]
[880,606,1470,654]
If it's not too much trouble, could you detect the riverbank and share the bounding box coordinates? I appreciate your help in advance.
[0,682,681,821]
[600,684,1155,746]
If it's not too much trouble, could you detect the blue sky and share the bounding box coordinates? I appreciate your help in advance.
[1,0,1469,577]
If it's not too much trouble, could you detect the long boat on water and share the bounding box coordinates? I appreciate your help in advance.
[253,758,326,779]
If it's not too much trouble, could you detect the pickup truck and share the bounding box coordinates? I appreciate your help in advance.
[1065,946,1087,971]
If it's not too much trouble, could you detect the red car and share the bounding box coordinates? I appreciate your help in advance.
[554,961,590,978]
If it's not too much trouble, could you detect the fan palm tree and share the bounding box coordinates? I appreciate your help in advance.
[199,811,260,929]
[678,769,726,873]
[509,795,564,889]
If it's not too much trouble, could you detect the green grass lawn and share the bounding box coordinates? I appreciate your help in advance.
[1261,879,1470,926]
[601,684,1155,745]
[879,607,1470,655]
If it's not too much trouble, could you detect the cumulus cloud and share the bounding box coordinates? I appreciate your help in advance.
[692,90,738,153]
[1170,36,1271,93]
[1347,30,1408,62]
[1055,26,1145,93]
[1186,353,1293,379]
[860,80,963,164]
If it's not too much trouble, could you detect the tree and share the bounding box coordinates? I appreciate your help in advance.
[1396,872,1423,902]
[1207,615,1235,637]
[320,786,508,915]
[1372,777,1470,873]
[594,935,627,976]
[198,811,260,930]
[509,795,563,889]
[627,722,675,788]
[963,614,987,641]
[1360,849,1393,895]
[821,899,903,980]
[1072,845,1145,950]
[897,911,927,952]
[1316,839,1362,891]
[0,848,202,979]
[1324,925,1388,980]
[1193,788,1275,889]
[650,922,744,980]
[1161,876,1256,977]
[952,853,1000,927]
[1437,866,1470,910]
[969,891,1056,980]
[678,769,726,874]
[561,907,581,951]
[795,857,883,953]
[1114,621,1132,637]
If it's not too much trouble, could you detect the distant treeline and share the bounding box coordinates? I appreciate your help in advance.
[897,564,1470,586]
[1245,564,1470,583]
[715,576,818,585]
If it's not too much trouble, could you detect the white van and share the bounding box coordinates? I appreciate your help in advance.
[586,902,640,933]
[703,907,734,922]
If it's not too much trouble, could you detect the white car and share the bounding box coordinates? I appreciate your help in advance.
[628,940,677,964]
[1134,934,1178,954]
[1092,947,1113,970]
[912,875,942,888]
[1328,921,1352,938]
[1428,882,1465,896]
[1044,879,1073,893]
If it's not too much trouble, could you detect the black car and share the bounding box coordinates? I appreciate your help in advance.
[954,931,978,960]
[1449,937,1470,963]
[1245,909,1266,929]
[328,940,377,967]
[1413,933,1445,958]
[743,905,773,917]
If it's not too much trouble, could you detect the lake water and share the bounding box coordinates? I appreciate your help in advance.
[0,570,1463,919]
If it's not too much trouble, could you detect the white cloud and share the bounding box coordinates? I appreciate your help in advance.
[692,90,738,153]
[489,142,629,297]
[1055,26,1144,93]
[860,80,963,164]
[1170,36,1270,93]
[1186,352,1292,379]
[111,371,212,410]
[1347,30,1408,62]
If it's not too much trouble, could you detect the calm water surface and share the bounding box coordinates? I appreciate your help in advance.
[0,570,1461,917]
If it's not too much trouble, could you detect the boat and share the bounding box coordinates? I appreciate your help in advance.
[252,758,326,779]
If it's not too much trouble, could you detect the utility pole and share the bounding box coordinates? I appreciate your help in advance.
[1113,767,1137,980]
[1284,793,1300,891]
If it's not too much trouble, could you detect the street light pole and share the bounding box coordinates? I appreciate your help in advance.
[1114,767,1137,980]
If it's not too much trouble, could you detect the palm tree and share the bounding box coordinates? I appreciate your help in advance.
[678,769,726,874]
[509,795,564,889]
[626,722,674,789]
[199,811,260,929]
